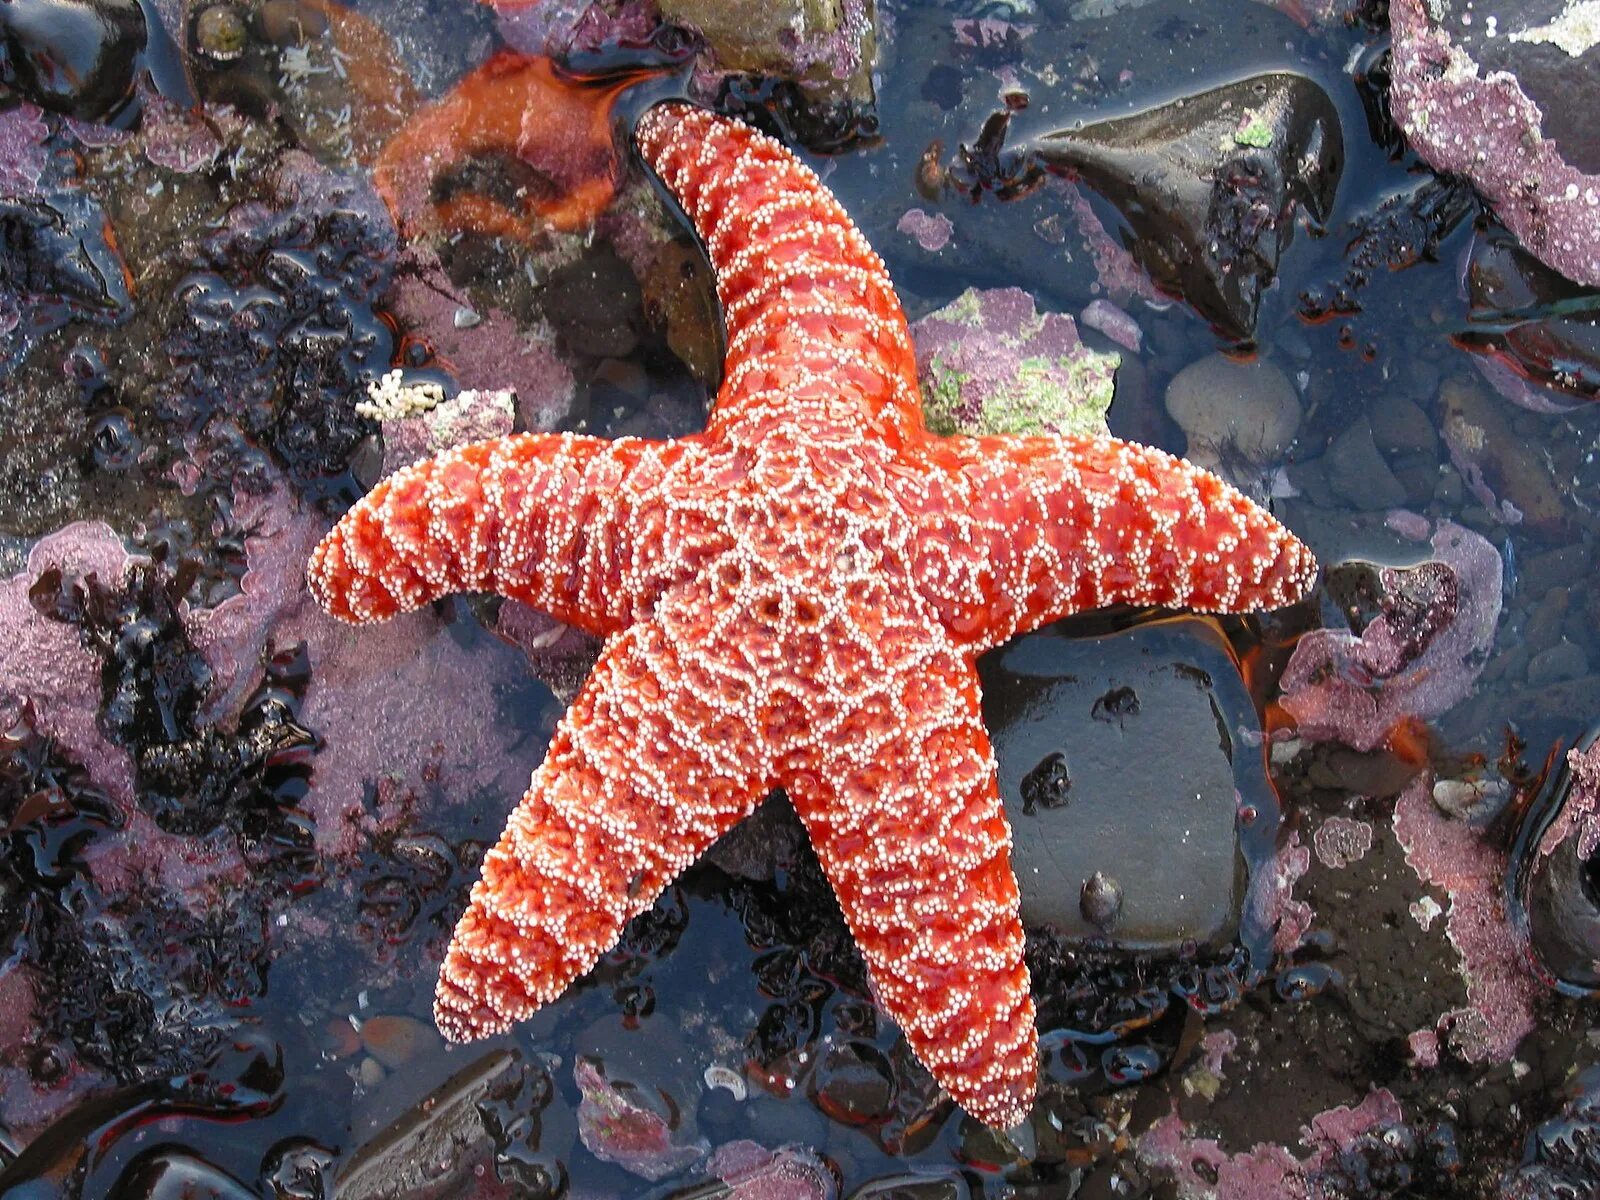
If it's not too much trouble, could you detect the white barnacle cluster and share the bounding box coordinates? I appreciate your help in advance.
[355,369,446,421]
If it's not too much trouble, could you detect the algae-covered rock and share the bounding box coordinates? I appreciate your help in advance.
[911,287,1118,438]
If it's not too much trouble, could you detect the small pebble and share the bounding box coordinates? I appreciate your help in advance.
[194,4,248,61]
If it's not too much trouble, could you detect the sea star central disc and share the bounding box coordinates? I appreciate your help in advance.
[308,101,1318,1129]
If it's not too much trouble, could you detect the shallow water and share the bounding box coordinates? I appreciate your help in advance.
[2,0,1600,1196]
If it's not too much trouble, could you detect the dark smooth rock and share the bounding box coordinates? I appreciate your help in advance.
[982,615,1267,949]
[806,1039,896,1126]
[1,0,146,119]
[109,1150,258,1200]
[0,1035,284,1199]
[0,0,190,121]
[1509,729,1600,996]
[1028,73,1342,341]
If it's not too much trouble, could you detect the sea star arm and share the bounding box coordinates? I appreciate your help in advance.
[906,433,1319,649]
[307,433,695,636]
[636,103,927,448]
[782,636,1036,1130]
[434,617,771,1039]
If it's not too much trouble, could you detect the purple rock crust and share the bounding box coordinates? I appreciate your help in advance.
[1390,0,1600,287]
[1393,776,1540,1064]
[1279,521,1502,753]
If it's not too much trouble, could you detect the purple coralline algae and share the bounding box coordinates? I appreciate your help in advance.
[1279,521,1502,753]
[0,103,51,196]
[1256,829,1315,955]
[1079,298,1143,352]
[1140,1089,1404,1200]
[1389,0,1600,287]
[371,387,517,477]
[1312,816,1374,870]
[0,523,138,805]
[910,287,1119,438]
[192,481,543,858]
[574,1056,709,1181]
[388,248,577,424]
[1538,738,1600,862]
[896,207,954,252]
[1393,776,1540,1064]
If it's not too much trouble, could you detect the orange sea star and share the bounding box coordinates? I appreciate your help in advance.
[308,102,1318,1129]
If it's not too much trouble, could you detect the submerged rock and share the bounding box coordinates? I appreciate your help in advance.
[1390,0,1600,288]
[574,1055,709,1181]
[1027,73,1342,341]
[1461,227,1600,403]
[1164,353,1301,482]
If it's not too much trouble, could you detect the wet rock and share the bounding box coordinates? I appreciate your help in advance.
[1390,0,1600,288]
[335,1049,522,1200]
[660,0,876,114]
[1369,395,1438,458]
[806,1039,896,1126]
[640,237,723,385]
[1438,375,1568,533]
[540,243,645,360]
[1499,1066,1600,1197]
[1281,522,1503,753]
[0,1034,284,1195]
[1527,641,1588,685]
[1163,353,1301,480]
[110,1148,259,1200]
[0,0,147,120]
[1462,226,1600,402]
[260,1139,336,1200]
[1,192,134,369]
[1509,732,1600,994]
[910,287,1117,438]
[1027,73,1342,341]
[358,1014,442,1070]
[982,615,1272,949]
[1324,420,1407,512]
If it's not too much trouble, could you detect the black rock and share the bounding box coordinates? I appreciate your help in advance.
[0,0,190,122]
[1026,73,1342,341]
[981,614,1277,951]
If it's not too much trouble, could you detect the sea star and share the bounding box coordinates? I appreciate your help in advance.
[308,101,1318,1129]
